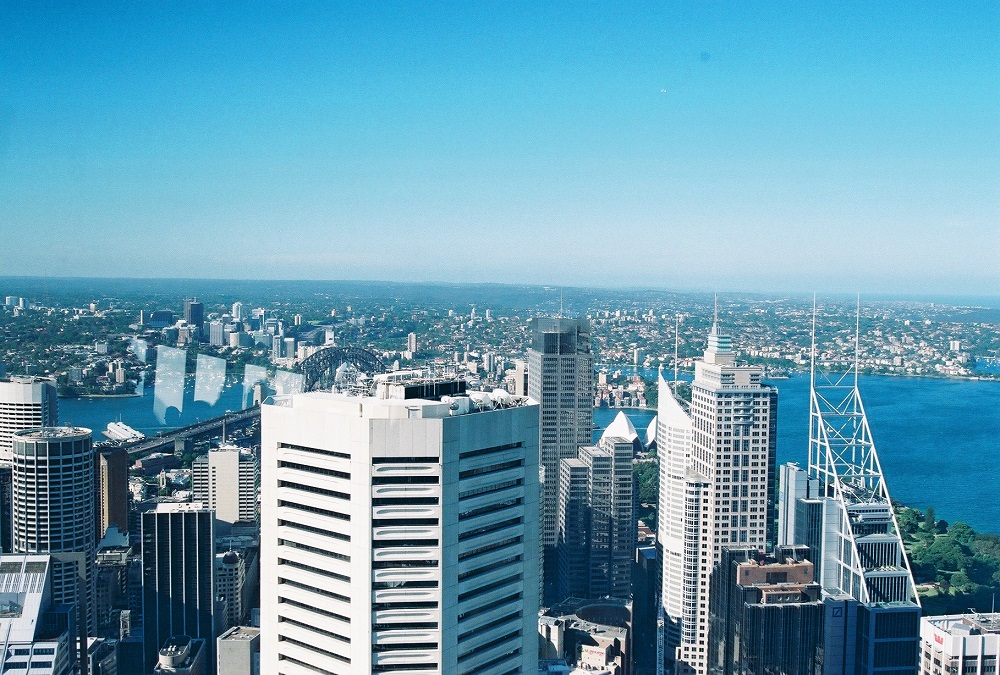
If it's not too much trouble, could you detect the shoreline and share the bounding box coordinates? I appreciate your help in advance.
[61,393,143,399]
[599,365,1000,383]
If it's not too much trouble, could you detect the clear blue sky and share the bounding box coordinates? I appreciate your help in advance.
[2,1,997,294]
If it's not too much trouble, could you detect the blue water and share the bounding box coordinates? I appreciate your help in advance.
[60,377,248,437]
[64,372,1000,532]
[596,374,1000,533]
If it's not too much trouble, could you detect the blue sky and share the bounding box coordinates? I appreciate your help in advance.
[1,2,997,294]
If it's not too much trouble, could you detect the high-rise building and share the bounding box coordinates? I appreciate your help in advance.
[0,554,78,675]
[96,447,129,539]
[777,326,921,674]
[209,320,225,346]
[0,376,58,463]
[407,332,418,353]
[260,377,540,674]
[0,377,58,553]
[708,545,824,675]
[633,545,660,675]
[556,435,635,602]
[231,302,244,322]
[527,317,593,605]
[11,426,97,672]
[657,317,778,675]
[192,445,258,530]
[142,503,216,672]
[184,298,205,338]
[216,550,247,631]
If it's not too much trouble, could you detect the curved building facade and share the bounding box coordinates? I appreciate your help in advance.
[12,426,97,634]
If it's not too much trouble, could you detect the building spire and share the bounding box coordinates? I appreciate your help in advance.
[704,297,734,366]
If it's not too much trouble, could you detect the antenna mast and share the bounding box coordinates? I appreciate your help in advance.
[810,294,817,391]
[854,293,861,391]
[673,314,680,391]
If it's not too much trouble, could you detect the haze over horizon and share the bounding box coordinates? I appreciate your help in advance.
[2,2,998,295]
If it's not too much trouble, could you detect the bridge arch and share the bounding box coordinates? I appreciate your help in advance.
[299,346,389,392]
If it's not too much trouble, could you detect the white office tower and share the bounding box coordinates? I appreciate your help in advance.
[527,317,593,605]
[192,444,258,529]
[0,377,58,463]
[0,554,77,675]
[655,373,708,675]
[261,378,540,675]
[778,315,920,675]
[655,319,778,675]
[11,428,97,633]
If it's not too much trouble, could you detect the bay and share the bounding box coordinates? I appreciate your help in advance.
[59,376,248,437]
[64,370,1000,533]
[596,373,1000,534]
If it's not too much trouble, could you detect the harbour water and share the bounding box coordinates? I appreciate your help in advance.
[61,372,1000,532]
[595,373,1000,533]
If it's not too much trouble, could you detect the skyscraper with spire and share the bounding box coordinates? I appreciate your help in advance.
[657,310,778,675]
[777,301,920,675]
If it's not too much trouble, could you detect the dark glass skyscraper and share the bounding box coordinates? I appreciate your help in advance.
[141,503,215,672]
[527,316,593,605]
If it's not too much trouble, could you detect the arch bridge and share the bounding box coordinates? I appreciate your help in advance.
[298,346,389,392]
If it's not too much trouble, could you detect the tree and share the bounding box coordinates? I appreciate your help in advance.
[923,536,970,572]
[922,506,937,533]
[634,461,659,506]
[950,522,977,546]
[896,508,921,537]
[950,570,975,593]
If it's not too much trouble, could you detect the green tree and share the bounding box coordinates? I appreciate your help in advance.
[923,536,970,572]
[950,522,977,546]
[896,508,921,537]
[634,461,659,506]
[950,570,975,593]
[922,506,937,533]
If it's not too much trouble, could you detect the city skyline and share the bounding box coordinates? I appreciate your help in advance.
[2,2,998,294]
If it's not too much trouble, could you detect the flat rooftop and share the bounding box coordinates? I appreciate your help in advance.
[13,426,91,440]
[928,613,1000,635]
[219,626,261,641]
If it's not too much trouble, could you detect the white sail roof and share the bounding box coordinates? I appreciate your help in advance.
[601,410,639,443]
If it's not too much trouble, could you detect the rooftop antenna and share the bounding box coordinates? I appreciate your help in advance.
[713,293,719,330]
[854,293,861,390]
[810,294,817,391]
[559,288,564,318]
[673,314,680,391]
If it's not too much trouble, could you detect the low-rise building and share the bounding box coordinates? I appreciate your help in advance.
[217,626,260,675]
[0,554,77,675]
[921,613,1000,675]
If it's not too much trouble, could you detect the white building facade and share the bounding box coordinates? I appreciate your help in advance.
[0,377,57,463]
[11,427,96,634]
[656,321,777,675]
[261,383,540,675]
[192,444,258,528]
[921,614,1000,675]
